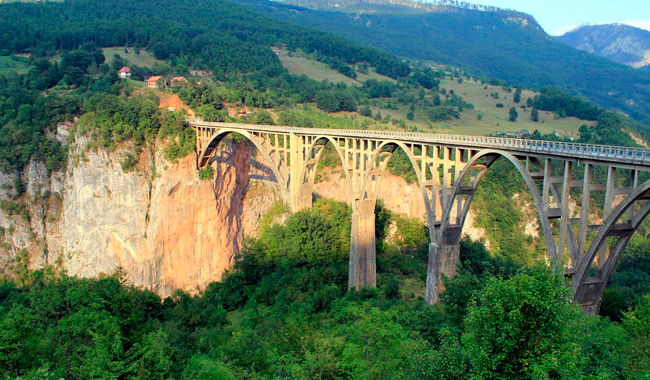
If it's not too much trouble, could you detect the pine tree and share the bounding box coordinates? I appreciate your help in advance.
[509,107,518,122]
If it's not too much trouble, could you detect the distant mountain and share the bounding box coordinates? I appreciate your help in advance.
[557,24,650,69]
[236,0,650,131]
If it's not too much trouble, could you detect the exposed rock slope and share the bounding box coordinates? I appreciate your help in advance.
[557,24,650,69]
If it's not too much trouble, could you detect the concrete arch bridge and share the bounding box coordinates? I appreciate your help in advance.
[192,121,650,313]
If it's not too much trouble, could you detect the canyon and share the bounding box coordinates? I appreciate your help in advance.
[0,126,505,295]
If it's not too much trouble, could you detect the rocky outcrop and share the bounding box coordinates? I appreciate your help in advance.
[51,135,283,295]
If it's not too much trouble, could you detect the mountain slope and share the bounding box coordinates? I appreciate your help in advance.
[557,24,650,69]
[235,0,650,131]
[0,0,409,79]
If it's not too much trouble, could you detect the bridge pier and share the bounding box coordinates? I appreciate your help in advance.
[348,202,377,290]
[425,243,460,304]
[297,183,313,210]
[573,277,606,314]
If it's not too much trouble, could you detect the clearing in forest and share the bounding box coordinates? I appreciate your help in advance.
[102,47,163,67]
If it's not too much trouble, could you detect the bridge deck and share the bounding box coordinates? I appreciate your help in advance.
[190,121,650,168]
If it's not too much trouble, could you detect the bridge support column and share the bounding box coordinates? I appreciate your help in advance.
[348,202,376,290]
[574,277,606,315]
[425,243,460,304]
[297,183,313,210]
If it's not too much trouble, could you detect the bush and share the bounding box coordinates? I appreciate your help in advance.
[199,165,215,180]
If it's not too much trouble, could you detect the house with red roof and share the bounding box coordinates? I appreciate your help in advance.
[170,76,188,87]
[147,76,163,89]
[118,66,131,79]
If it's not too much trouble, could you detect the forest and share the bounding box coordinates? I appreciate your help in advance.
[235,0,650,135]
[1,199,649,379]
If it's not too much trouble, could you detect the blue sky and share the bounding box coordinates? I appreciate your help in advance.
[465,0,650,35]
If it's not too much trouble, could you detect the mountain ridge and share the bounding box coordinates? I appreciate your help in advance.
[557,23,650,69]
[237,0,650,132]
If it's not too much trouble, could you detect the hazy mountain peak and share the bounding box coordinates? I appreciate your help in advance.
[557,23,650,69]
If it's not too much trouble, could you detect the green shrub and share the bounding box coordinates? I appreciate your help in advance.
[198,165,215,180]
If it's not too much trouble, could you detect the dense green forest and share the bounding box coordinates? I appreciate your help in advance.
[0,0,409,79]
[1,200,649,379]
[235,0,650,135]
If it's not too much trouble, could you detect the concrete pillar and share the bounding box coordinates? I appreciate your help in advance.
[425,243,460,304]
[348,201,376,290]
[289,132,303,212]
[573,277,605,315]
[297,182,313,210]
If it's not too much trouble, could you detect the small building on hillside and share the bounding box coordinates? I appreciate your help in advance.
[518,129,532,139]
[118,66,131,79]
[170,77,188,87]
[147,76,163,89]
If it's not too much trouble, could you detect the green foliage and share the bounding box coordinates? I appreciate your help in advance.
[121,152,139,171]
[463,264,581,379]
[533,86,601,120]
[386,148,418,183]
[260,206,349,264]
[316,90,357,113]
[80,93,161,151]
[0,206,648,378]
[513,87,521,103]
[359,105,373,117]
[198,166,215,181]
[508,106,518,122]
[601,236,650,321]
[257,201,289,231]
[392,214,429,248]
[621,295,650,375]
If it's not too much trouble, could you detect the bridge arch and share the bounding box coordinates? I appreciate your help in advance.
[438,149,557,260]
[347,140,437,290]
[572,179,650,312]
[361,141,436,239]
[199,128,289,196]
[297,136,354,211]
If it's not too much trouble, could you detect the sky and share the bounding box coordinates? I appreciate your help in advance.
[464,0,650,36]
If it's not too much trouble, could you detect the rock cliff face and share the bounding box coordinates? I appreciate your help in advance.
[50,134,284,295]
[0,132,489,295]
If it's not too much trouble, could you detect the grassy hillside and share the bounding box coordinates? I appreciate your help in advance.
[437,78,594,135]
[275,46,398,86]
[102,48,163,68]
[0,55,30,74]
[275,50,595,136]
[236,0,650,136]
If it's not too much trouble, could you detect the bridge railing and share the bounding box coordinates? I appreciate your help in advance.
[190,121,650,166]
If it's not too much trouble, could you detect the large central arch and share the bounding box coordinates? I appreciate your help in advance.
[438,149,557,261]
